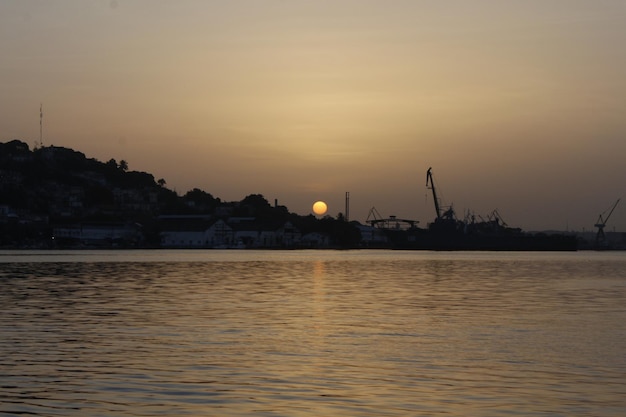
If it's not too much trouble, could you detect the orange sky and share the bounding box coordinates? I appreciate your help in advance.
[1,0,625,231]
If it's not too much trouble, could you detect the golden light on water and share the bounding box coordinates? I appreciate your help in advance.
[312,201,328,216]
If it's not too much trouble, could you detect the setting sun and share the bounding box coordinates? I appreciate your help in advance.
[1,1,625,231]
[312,201,328,216]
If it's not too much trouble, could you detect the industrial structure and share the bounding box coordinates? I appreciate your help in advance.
[594,199,621,247]
[366,167,577,250]
[366,207,418,230]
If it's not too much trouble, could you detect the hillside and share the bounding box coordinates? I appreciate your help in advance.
[0,140,360,248]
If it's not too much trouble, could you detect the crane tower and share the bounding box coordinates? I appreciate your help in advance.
[595,198,620,246]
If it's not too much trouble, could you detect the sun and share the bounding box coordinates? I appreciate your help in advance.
[312,201,328,216]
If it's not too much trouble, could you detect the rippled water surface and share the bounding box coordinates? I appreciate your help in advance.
[1,250,625,416]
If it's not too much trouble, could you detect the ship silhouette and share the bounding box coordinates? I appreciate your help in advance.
[368,168,578,251]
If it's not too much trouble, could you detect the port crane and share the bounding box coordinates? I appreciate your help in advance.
[366,207,418,230]
[426,167,455,220]
[595,198,620,246]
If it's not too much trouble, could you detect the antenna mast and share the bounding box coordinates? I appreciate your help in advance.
[39,103,43,147]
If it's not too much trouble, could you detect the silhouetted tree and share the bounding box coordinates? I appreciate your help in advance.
[239,194,270,216]
[183,188,219,212]
[241,194,270,208]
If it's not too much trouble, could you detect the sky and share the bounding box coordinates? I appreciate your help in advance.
[1,0,625,231]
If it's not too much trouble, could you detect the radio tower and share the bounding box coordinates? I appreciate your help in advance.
[39,103,43,147]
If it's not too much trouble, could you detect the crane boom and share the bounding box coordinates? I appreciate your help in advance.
[604,198,620,224]
[426,167,441,219]
[594,198,621,246]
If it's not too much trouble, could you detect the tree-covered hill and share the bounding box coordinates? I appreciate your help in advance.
[0,140,361,248]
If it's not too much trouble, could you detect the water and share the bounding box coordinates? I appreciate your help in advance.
[1,250,625,416]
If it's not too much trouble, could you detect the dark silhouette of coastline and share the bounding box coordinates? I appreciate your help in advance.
[2,140,614,250]
[0,140,360,249]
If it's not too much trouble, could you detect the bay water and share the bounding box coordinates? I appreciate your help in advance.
[1,250,625,416]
